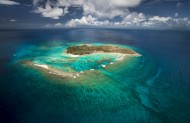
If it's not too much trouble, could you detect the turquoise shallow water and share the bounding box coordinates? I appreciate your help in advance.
[15,42,131,72]
[0,29,190,123]
[14,42,157,122]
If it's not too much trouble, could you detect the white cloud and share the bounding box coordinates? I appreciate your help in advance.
[0,0,20,5]
[82,0,142,18]
[9,19,17,22]
[57,0,84,7]
[121,13,146,26]
[65,13,147,28]
[65,13,190,28]
[55,23,63,27]
[149,16,171,22]
[33,0,82,19]
[34,2,68,19]
[33,0,190,29]
[34,1,69,19]
[65,15,111,27]
[123,15,190,28]
[65,15,97,27]
[33,0,144,19]
[83,3,126,18]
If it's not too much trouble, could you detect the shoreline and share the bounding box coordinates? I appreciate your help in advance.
[16,44,141,83]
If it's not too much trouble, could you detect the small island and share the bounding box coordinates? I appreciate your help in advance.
[17,43,141,82]
[66,44,138,55]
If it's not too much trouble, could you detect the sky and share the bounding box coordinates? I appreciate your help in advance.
[0,0,190,29]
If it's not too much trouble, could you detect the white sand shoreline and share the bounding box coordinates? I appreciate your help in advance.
[34,64,49,69]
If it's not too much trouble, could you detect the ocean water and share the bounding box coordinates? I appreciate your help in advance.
[0,29,190,123]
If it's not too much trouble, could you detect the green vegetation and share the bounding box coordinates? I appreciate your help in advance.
[66,45,136,55]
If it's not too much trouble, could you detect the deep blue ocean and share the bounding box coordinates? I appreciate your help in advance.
[0,29,190,123]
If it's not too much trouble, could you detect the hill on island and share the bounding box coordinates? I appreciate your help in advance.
[66,44,137,55]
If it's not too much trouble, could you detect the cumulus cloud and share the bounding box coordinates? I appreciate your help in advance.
[33,0,190,29]
[0,0,20,5]
[57,0,84,7]
[120,13,146,26]
[36,6,63,19]
[144,16,190,28]
[65,13,146,27]
[83,3,126,18]
[65,13,190,28]
[34,1,68,19]
[65,15,111,27]
[33,0,143,19]
[123,15,190,28]
[83,0,142,18]
[147,16,172,26]
[54,23,63,27]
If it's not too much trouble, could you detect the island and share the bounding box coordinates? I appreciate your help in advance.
[17,44,141,82]
[66,44,138,55]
